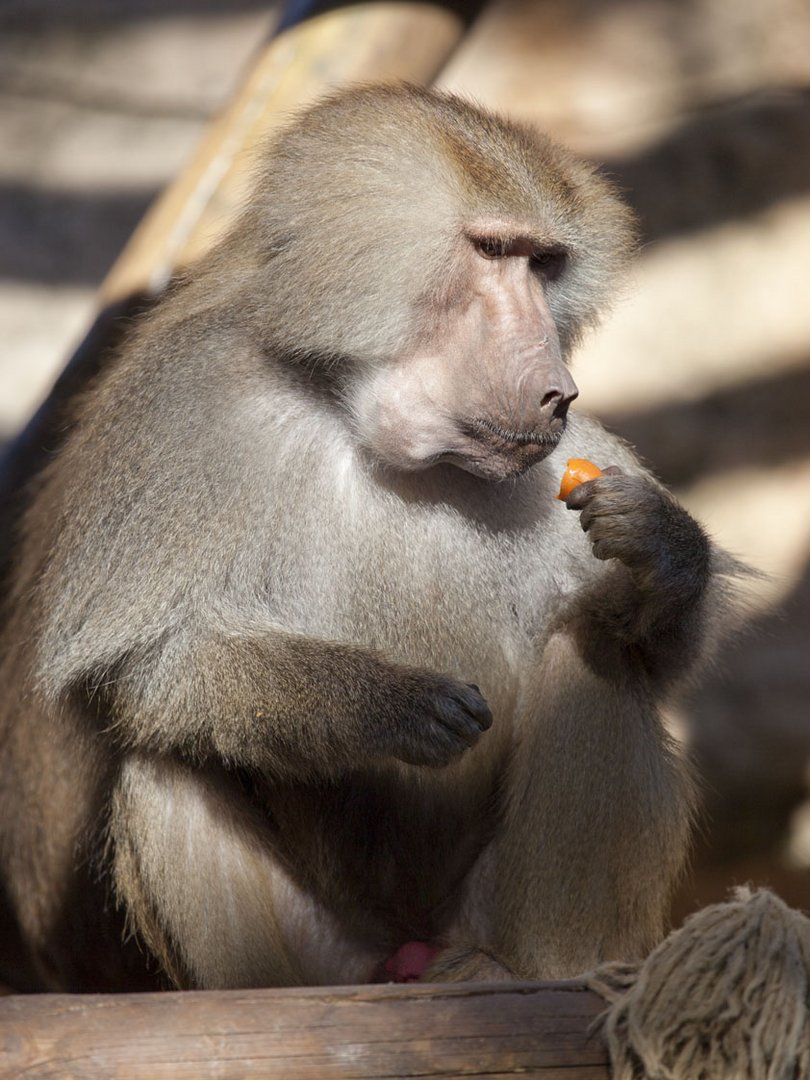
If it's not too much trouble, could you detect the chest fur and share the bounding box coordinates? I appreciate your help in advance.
[257,452,587,697]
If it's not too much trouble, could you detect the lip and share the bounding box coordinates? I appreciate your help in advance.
[463,417,564,449]
[447,419,565,480]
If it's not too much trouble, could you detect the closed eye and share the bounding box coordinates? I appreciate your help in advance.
[530,247,567,279]
[475,237,509,259]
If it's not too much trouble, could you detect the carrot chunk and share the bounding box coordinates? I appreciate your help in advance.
[557,458,603,500]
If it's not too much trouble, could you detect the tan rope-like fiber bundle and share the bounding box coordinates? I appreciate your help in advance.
[586,887,810,1079]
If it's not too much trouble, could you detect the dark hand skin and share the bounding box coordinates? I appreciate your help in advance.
[563,466,713,685]
[109,631,494,780]
[383,674,493,768]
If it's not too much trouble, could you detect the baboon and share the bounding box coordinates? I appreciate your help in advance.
[0,84,741,991]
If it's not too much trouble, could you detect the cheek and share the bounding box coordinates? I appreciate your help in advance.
[349,362,461,469]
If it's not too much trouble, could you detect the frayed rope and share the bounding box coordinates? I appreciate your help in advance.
[586,888,810,1079]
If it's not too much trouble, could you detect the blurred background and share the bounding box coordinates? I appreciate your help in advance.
[1,0,810,927]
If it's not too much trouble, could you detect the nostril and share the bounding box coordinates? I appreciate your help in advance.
[541,385,578,413]
[537,368,578,424]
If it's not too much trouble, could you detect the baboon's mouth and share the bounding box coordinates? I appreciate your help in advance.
[448,418,565,480]
[467,417,561,447]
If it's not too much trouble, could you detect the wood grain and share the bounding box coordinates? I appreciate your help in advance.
[0,980,610,1079]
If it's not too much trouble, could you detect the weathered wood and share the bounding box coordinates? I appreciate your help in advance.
[0,981,610,1079]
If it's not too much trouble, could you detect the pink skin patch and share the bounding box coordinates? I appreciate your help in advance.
[380,941,443,983]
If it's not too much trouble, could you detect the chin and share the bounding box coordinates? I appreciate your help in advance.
[439,421,566,482]
[380,434,561,483]
[456,456,538,482]
[446,443,557,482]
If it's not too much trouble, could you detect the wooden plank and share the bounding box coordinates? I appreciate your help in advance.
[0,981,610,1079]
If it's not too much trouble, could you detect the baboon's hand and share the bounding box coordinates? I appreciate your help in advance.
[564,468,711,592]
[381,672,493,768]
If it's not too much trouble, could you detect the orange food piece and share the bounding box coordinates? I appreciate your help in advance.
[557,458,604,500]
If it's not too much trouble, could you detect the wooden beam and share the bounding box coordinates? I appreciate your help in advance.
[0,980,610,1078]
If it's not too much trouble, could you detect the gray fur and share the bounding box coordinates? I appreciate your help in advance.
[0,85,741,990]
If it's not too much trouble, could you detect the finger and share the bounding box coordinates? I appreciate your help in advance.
[577,498,626,529]
[579,504,596,532]
[437,706,487,746]
[590,537,622,561]
[564,479,601,510]
[437,687,492,734]
[456,686,493,730]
